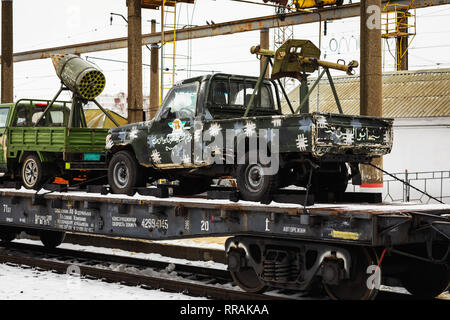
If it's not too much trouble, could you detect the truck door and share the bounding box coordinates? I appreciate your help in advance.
[0,106,11,171]
[149,82,198,167]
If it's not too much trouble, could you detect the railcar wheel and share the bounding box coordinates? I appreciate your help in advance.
[40,231,65,249]
[230,267,267,294]
[108,151,145,195]
[0,231,16,243]
[400,262,450,299]
[323,247,379,300]
[21,154,47,190]
[236,152,278,202]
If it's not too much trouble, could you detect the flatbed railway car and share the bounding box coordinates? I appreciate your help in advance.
[0,186,448,300]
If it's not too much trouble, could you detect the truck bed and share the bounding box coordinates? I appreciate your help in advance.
[213,112,392,158]
[8,127,109,153]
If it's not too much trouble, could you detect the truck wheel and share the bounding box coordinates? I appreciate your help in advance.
[40,231,65,249]
[236,152,278,202]
[21,154,47,189]
[108,151,144,195]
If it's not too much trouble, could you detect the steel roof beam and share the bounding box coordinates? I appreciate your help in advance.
[6,0,450,63]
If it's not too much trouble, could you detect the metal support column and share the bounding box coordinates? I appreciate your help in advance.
[150,19,159,120]
[260,28,270,78]
[1,0,13,103]
[396,9,408,70]
[360,0,383,189]
[127,0,143,123]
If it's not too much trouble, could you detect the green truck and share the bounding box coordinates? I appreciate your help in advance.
[0,99,109,189]
[0,53,117,189]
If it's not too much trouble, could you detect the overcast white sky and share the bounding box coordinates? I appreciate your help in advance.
[2,0,450,101]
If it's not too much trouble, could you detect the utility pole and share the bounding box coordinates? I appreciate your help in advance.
[150,19,159,120]
[396,9,409,70]
[260,28,270,78]
[360,0,383,191]
[1,0,13,103]
[127,0,143,123]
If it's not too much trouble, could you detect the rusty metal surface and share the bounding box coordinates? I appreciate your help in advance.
[282,68,450,118]
[6,1,450,64]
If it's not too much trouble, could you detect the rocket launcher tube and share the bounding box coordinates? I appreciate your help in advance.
[51,54,106,100]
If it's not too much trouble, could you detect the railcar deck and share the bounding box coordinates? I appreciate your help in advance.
[0,187,448,247]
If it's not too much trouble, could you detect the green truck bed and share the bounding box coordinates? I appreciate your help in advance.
[7,127,108,153]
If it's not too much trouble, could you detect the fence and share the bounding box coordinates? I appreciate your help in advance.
[349,170,450,204]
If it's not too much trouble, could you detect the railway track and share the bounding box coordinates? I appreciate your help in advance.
[0,242,309,300]
[0,241,433,300]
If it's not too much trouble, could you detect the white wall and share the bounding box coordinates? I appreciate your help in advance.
[384,117,450,173]
[381,117,450,203]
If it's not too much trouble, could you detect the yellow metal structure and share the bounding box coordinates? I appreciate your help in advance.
[292,0,342,9]
[140,1,194,102]
[160,0,178,103]
[381,1,417,70]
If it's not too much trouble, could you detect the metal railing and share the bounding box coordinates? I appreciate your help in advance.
[349,170,450,204]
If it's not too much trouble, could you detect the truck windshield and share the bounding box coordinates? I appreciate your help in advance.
[0,107,9,127]
[158,82,198,120]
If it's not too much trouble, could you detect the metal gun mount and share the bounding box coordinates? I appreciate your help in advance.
[245,39,358,116]
[34,54,119,128]
[250,39,358,79]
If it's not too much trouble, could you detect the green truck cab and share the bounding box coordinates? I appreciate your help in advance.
[106,73,393,201]
[0,99,109,189]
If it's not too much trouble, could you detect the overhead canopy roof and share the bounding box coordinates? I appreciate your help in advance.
[282,68,450,118]
[85,109,128,128]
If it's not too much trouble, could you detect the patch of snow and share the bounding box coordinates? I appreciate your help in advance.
[13,239,228,271]
[0,263,205,300]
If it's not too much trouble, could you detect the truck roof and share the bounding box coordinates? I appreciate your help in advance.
[178,73,273,85]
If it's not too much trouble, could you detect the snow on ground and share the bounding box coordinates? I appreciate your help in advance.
[0,238,228,300]
[0,263,205,300]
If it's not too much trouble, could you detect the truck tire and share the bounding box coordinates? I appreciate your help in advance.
[108,151,145,195]
[21,154,48,190]
[236,152,278,202]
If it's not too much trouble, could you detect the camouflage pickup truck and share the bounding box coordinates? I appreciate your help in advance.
[106,73,393,201]
[0,99,108,189]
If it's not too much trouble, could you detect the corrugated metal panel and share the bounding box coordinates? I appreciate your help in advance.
[281,68,450,118]
[84,109,128,128]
